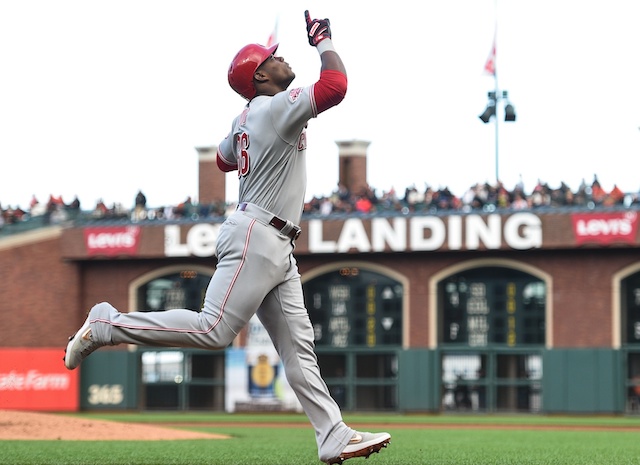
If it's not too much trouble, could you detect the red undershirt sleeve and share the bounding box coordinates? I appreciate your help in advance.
[216,147,237,172]
[313,70,348,114]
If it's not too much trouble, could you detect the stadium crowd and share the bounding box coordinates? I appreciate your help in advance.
[1,176,638,230]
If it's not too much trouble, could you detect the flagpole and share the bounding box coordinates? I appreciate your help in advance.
[494,55,499,184]
[493,12,499,184]
[479,1,515,186]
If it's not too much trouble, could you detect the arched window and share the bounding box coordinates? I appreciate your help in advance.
[621,270,640,412]
[622,271,640,345]
[439,267,546,347]
[304,267,403,348]
[136,270,211,312]
[132,268,221,411]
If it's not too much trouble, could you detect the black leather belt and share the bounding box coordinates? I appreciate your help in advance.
[237,202,301,241]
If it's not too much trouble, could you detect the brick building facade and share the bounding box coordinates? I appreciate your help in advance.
[2,141,639,414]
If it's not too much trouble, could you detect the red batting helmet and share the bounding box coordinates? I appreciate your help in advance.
[228,43,279,100]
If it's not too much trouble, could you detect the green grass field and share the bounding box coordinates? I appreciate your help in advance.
[2,412,640,465]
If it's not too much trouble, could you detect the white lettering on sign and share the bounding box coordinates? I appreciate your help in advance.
[576,217,632,236]
[505,213,543,249]
[87,384,124,405]
[372,218,407,251]
[308,213,542,253]
[0,370,70,391]
[337,218,371,252]
[163,213,543,257]
[571,212,638,245]
[466,215,502,249]
[448,216,462,250]
[410,216,446,251]
[165,224,221,257]
[87,232,130,249]
[87,230,136,248]
[84,226,141,255]
[308,220,336,252]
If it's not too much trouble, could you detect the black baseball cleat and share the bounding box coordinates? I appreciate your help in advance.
[325,432,391,464]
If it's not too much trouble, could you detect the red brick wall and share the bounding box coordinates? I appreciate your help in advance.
[0,230,81,347]
[338,155,368,196]
[1,228,637,350]
[196,146,226,205]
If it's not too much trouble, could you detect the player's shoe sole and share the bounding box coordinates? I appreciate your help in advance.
[63,313,100,370]
[326,432,391,464]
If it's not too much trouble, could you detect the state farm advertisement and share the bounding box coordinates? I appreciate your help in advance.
[84,226,141,256]
[572,211,639,245]
[0,349,79,411]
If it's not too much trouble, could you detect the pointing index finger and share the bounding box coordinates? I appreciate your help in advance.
[304,10,311,24]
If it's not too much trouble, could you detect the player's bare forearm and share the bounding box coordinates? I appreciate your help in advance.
[321,50,346,76]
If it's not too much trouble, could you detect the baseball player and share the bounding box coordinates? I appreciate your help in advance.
[64,10,390,464]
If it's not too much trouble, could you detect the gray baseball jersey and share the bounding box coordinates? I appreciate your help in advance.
[217,86,313,225]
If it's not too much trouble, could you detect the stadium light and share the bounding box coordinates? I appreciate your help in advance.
[479,103,496,123]
[479,90,517,182]
[504,103,516,122]
[478,91,516,123]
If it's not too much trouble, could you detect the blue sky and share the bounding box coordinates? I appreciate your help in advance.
[1,0,639,210]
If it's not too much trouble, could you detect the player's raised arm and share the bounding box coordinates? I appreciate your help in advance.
[305,10,347,112]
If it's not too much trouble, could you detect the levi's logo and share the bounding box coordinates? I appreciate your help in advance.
[84,226,141,256]
[571,212,638,245]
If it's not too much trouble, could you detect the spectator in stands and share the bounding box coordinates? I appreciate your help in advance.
[133,190,147,221]
[111,202,129,219]
[497,186,511,209]
[48,194,65,208]
[511,191,529,209]
[50,203,68,224]
[606,184,625,206]
[69,195,81,211]
[13,206,26,222]
[354,195,373,214]
[29,195,39,210]
[590,175,606,205]
[336,183,350,202]
[529,182,548,208]
[1,173,637,230]
[29,195,46,217]
[434,187,459,211]
[320,197,333,215]
[328,184,351,213]
[92,199,109,218]
[378,187,402,212]
[174,196,194,218]
[403,184,421,211]
[163,204,175,220]
[304,196,322,214]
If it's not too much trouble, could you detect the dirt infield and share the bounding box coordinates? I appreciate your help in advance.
[0,410,228,441]
[2,410,639,440]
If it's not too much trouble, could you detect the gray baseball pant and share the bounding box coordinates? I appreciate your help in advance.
[88,205,353,461]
